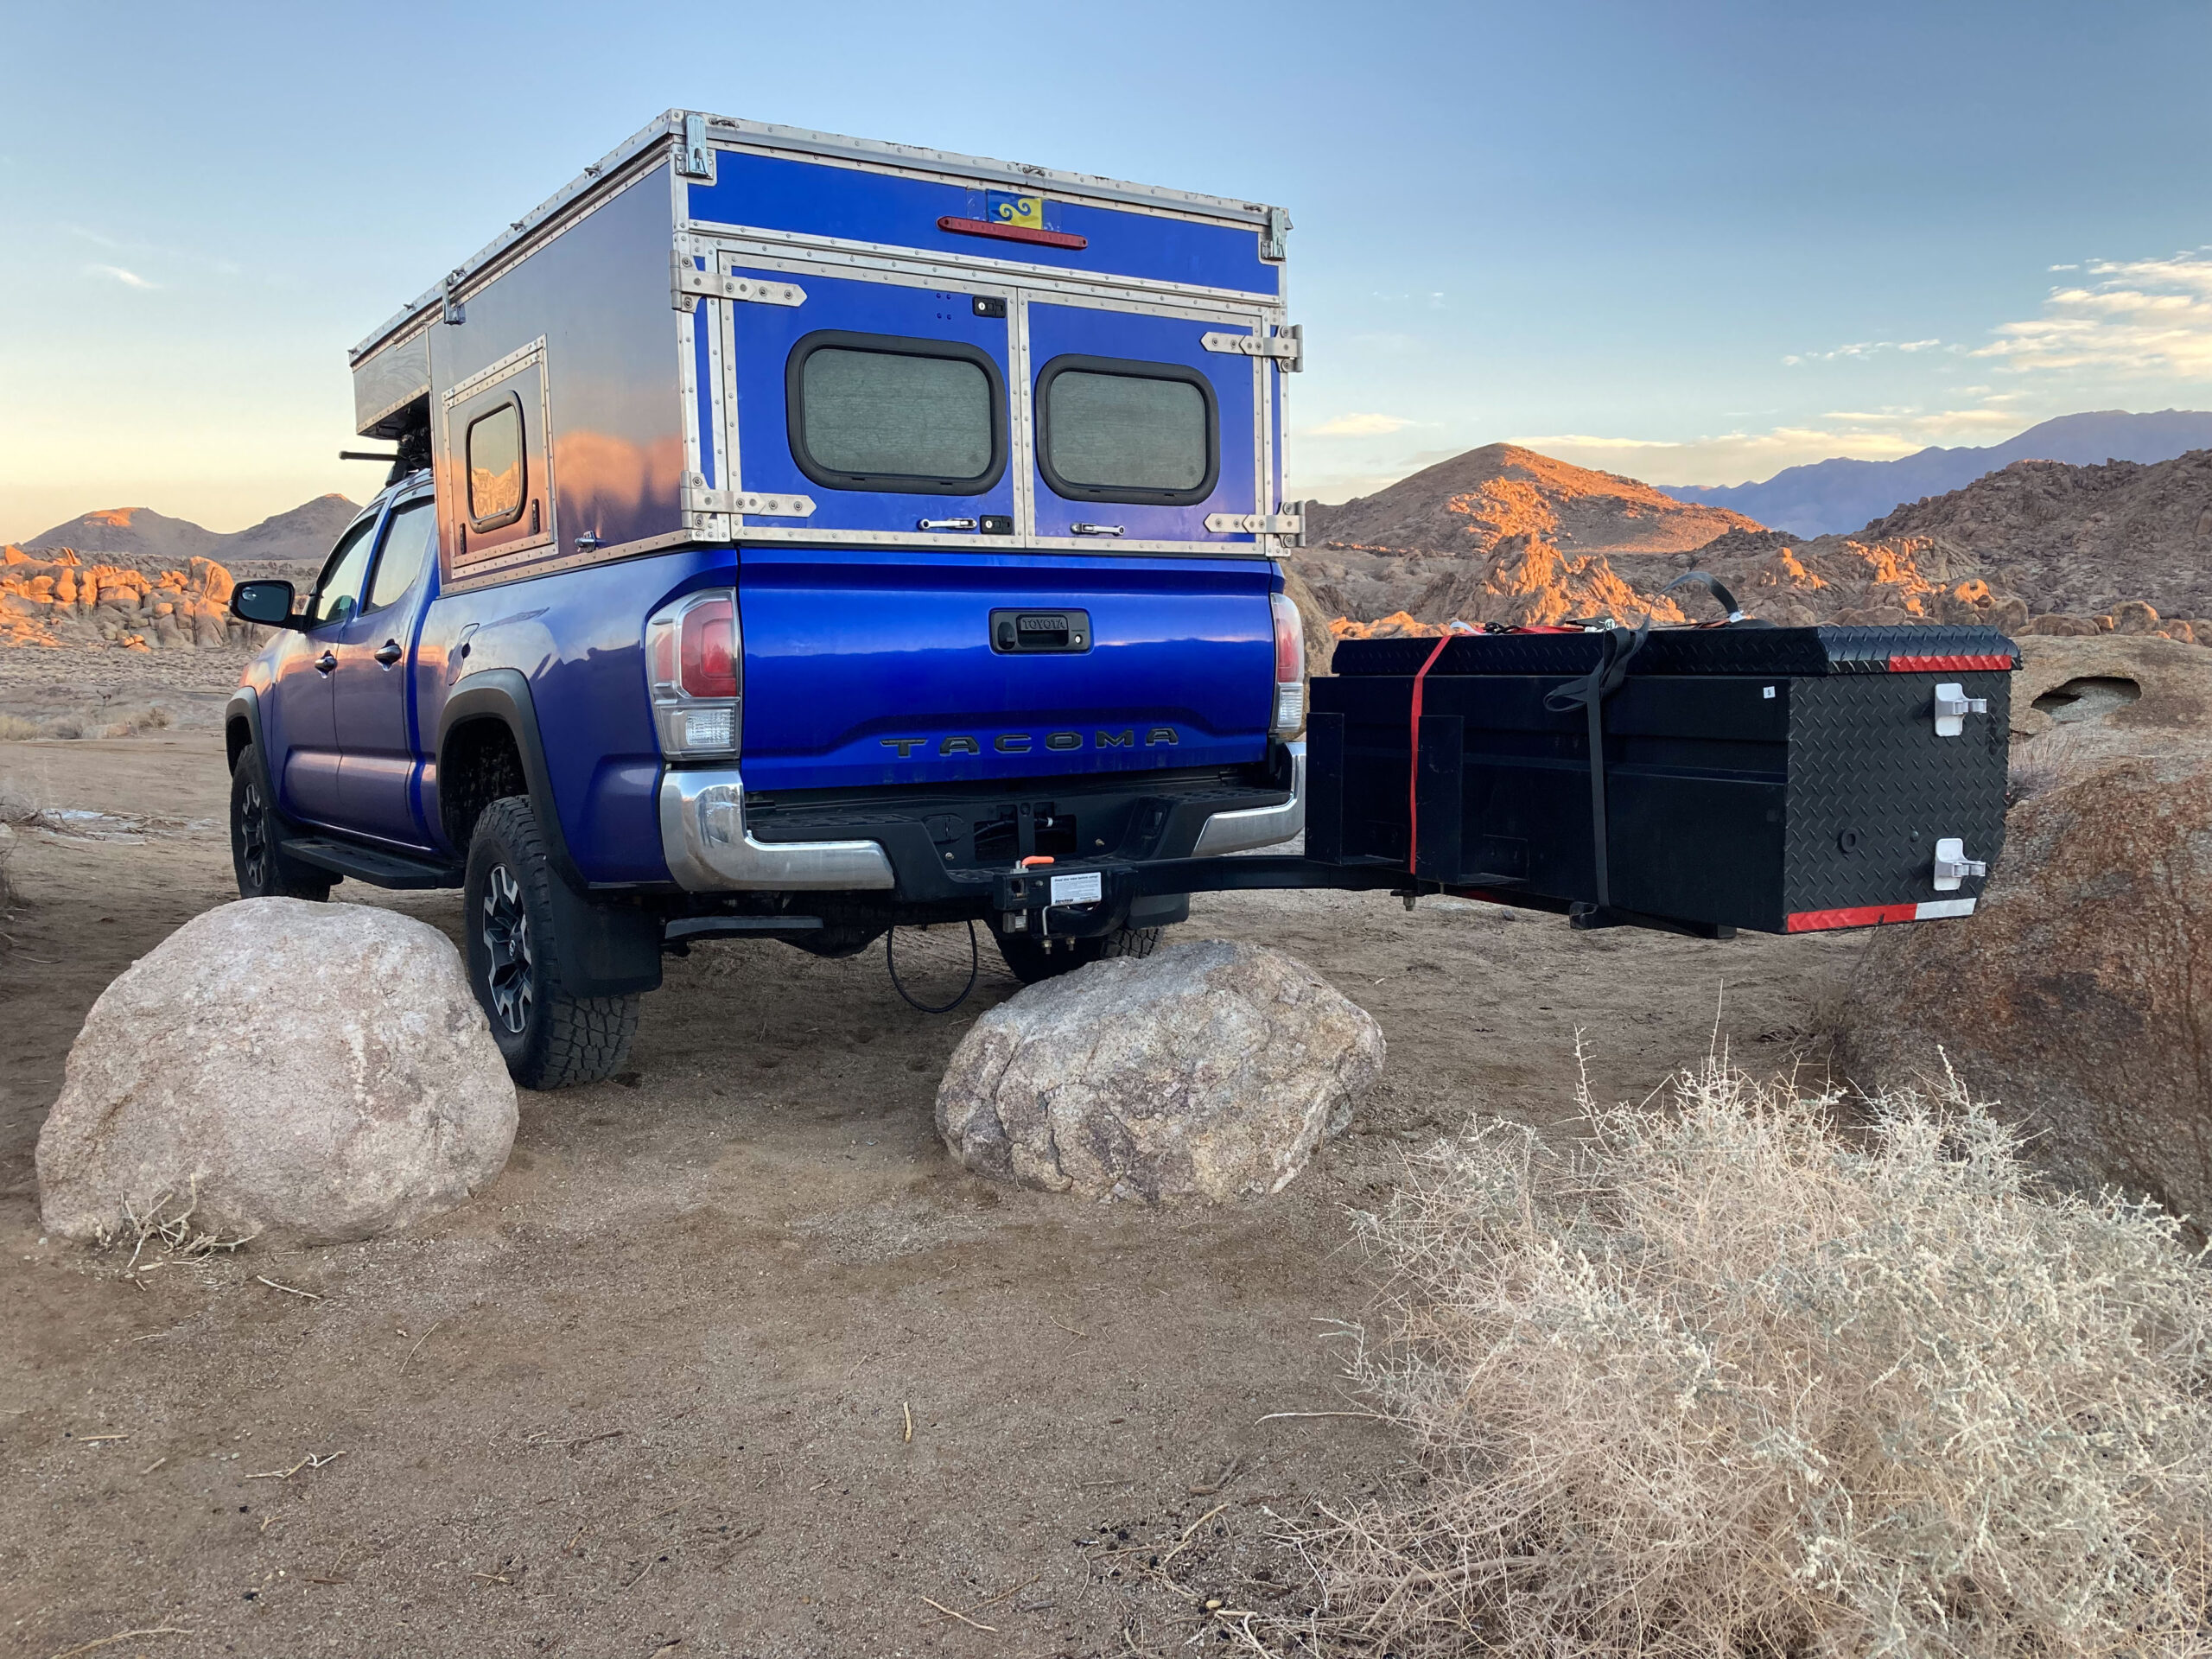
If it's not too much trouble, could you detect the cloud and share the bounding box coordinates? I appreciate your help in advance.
[1975,250,2212,375]
[1783,339,1942,366]
[1506,433,1682,449]
[86,264,156,289]
[1300,411,1419,438]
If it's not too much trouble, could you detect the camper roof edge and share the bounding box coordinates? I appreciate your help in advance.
[347,109,1285,368]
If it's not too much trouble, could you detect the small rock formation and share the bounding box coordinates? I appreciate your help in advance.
[936,939,1384,1203]
[0,547,245,650]
[1836,635,2212,1222]
[37,899,517,1247]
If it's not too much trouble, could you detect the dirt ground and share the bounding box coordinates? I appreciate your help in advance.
[0,719,1866,1659]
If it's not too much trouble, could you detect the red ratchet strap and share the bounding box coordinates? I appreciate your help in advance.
[1405,628,1465,872]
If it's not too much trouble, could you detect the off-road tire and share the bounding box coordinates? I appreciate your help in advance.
[229,742,335,901]
[464,796,639,1090]
[995,924,1163,985]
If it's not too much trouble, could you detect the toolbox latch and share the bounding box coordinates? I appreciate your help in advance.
[1932,837,1988,891]
[1932,681,1989,738]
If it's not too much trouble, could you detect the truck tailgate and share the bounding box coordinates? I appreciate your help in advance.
[736,547,1276,792]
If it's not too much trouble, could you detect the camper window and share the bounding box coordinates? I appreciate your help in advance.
[786,332,1006,495]
[1035,356,1217,506]
[466,397,527,530]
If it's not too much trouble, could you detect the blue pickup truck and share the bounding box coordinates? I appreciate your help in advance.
[226,111,1313,1088]
[228,110,2017,1092]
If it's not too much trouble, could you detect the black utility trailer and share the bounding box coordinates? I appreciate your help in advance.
[992,622,2017,943]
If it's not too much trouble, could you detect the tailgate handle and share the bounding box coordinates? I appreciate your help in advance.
[990,608,1090,653]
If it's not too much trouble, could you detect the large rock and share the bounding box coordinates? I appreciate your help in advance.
[936,940,1384,1203]
[38,899,517,1247]
[1836,636,2212,1221]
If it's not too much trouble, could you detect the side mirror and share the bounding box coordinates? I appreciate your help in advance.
[231,580,304,630]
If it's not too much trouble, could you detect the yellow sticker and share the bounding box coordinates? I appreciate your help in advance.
[986,190,1046,231]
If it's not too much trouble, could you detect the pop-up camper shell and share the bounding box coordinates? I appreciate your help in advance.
[347,110,1303,591]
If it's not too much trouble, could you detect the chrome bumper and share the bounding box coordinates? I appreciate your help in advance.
[658,768,896,892]
[1191,739,1306,857]
[659,743,1304,893]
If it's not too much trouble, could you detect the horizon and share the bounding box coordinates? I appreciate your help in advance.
[9,404,2209,545]
[4,2,2210,540]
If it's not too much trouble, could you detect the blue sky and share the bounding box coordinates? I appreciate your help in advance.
[3,0,2209,538]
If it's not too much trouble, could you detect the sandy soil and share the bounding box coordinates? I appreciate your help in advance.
[0,728,1865,1659]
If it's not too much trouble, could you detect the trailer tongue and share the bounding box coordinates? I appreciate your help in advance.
[990,621,2016,944]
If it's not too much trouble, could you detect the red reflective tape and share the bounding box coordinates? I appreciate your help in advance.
[937,216,1089,250]
[1888,653,2012,672]
[1787,903,1920,932]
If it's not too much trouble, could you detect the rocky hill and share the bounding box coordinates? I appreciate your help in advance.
[22,494,357,571]
[1656,410,2212,537]
[1294,443,2212,648]
[0,550,243,651]
[1294,444,1764,630]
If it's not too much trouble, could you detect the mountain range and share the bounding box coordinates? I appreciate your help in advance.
[1656,410,2212,537]
[16,495,359,572]
[1289,438,2212,645]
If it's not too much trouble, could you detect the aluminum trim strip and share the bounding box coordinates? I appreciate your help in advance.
[1190,741,1305,857]
[659,767,895,892]
[442,338,548,406]
[692,226,1283,312]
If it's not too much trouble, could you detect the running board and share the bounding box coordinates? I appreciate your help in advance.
[283,836,463,890]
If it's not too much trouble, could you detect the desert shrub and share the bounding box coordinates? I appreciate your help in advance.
[96,703,171,739]
[1295,1060,2212,1657]
[0,715,37,741]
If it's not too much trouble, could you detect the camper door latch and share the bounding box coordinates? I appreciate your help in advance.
[683,484,817,519]
[1201,326,1303,371]
[676,112,715,180]
[1205,512,1306,536]
[1931,837,1988,891]
[1932,682,1989,738]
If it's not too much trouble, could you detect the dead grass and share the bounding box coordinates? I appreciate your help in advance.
[1291,1056,2212,1658]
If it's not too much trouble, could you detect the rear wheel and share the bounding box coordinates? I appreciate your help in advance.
[464,796,639,1090]
[995,924,1163,985]
[229,742,334,901]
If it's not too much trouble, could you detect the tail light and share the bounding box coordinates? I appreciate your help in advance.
[1269,590,1306,734]
[645,590,741,758]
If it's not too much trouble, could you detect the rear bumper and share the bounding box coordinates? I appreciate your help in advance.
[658,741,1305,895]
[658,772,898,891]
[1191,741,1305,855]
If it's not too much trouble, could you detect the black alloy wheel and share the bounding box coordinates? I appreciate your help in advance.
[227,741,334,901]
[478,861,535,1037]
[461,795,639,1090]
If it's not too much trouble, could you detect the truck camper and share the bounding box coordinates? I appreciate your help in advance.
[226,110,2013,1088]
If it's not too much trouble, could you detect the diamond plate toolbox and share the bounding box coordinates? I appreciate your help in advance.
[1309,626,2018,934]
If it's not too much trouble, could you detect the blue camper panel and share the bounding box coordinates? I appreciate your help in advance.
[721,267,1018,537]
[1026,302,1259,544]
[687,150,1280,298]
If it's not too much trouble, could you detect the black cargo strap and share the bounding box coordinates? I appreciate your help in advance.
[1662,568,1745,623]
[1543,625,1650,908]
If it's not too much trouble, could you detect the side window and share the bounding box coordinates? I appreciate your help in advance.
[785,331,1006,494]
[466,397,525,530]
[1035,355,1217,506]
[309,516,380,627]
[365,499,435,613]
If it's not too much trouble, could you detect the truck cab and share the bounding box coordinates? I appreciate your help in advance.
[226,111,1309,1088]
